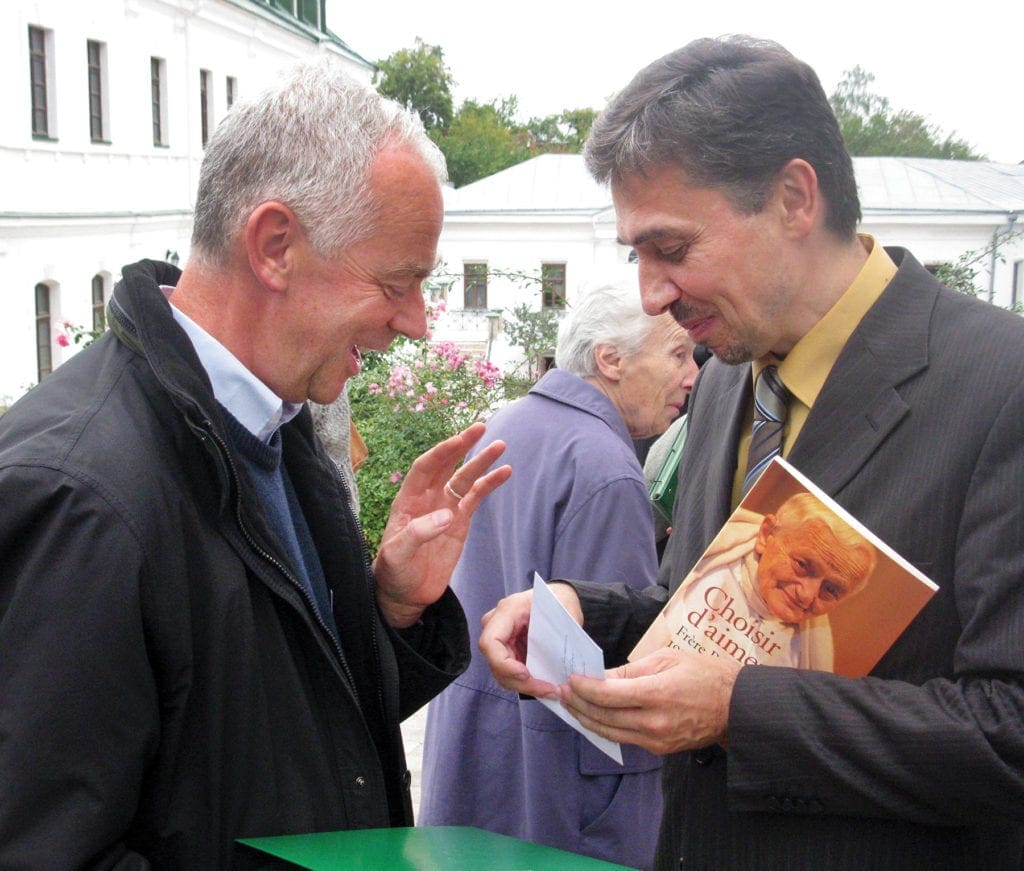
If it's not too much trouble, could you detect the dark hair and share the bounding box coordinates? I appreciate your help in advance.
[584,35,860,238]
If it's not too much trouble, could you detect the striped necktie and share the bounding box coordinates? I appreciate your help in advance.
[742,365,790,496]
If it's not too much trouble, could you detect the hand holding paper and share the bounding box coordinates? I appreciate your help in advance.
[525,574,622,764]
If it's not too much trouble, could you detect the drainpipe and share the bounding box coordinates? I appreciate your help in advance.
[989,212,1019,304]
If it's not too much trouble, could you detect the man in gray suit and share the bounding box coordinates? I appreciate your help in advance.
[480,36,1024,869]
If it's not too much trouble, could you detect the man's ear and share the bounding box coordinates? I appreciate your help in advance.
[771,158,819,239]
[244,201,299,292]
[593,343,624,381]
[754,514,778,556]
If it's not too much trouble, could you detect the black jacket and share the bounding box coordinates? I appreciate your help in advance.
[0,259,470,869]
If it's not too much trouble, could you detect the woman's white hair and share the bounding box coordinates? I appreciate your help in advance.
[190,57,447,266]
[554,268,657,377]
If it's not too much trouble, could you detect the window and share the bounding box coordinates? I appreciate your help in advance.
[200,68,213,147]
[541,263,566,309]
[87,40,109,142]
[1014,260,1023,309]
[91,274,106,332]
[35,283,53,380]
[151,57,168,146]
[463,263,488,309]
[29,26,55,138]
[296,0,320,26]
[226,75,237,109]
[266,0,322,28]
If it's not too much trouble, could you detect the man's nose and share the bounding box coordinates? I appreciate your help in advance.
[793,579,819,608]
[638,260,680,317]
[391,286,428,340]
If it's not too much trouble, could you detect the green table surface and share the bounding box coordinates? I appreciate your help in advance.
[238,825,637,870]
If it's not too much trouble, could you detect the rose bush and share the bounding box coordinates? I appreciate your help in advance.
[348,301,523,553]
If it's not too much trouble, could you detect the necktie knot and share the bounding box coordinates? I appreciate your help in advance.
[743,365,790,495]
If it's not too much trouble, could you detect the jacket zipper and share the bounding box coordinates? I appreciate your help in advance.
[197,418,360,694]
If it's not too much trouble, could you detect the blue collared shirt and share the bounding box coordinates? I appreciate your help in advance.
[168,298,303,443]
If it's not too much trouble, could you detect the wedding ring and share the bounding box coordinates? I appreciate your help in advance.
[444,480,466,501]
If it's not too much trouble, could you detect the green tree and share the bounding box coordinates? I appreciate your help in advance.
[502,302,562,381]
[829,67,983,159]
[374,38,454,132]
[523,107,598,154]
[932,225,1024,312]
[436,98,530,187]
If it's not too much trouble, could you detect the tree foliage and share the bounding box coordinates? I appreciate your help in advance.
[932,225,1024,311]
[374,42,600,187]
[523,108,598,154]
[435,98,531,187]
[373,38,454,132]
[502,302,562,381]
[829,67,982,159]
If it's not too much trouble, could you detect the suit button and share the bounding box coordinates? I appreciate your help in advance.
[355,776,366,788]
[693,746,717,765]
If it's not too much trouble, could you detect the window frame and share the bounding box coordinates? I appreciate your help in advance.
[91,274,107,333]
[200,68,213,147]
[541,262,567,309]
[29,25,56,139]
[151,57,168,147]
[87,39,109,143]
[463,262,488,310]
[35,283,53,381]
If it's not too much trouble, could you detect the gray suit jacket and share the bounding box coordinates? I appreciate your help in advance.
[574,249,1024,869]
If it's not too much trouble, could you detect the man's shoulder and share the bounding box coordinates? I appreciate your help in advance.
[0,345,187,504]
[883,247,1024,366]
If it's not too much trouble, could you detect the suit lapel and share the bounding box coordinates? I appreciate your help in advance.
[788,250,937,497]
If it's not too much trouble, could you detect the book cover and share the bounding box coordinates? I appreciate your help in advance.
[629,457,937,677]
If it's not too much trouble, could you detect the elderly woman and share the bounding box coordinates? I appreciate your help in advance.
[420,274,697,870]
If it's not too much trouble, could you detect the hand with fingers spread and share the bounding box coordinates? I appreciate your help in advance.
[478,583,583,699]
[560,646,741,756]
[373,422,511,628]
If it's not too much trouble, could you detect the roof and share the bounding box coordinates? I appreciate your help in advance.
[444,154,1024,219]
[444,154,610,215]
[856,158,1024,215]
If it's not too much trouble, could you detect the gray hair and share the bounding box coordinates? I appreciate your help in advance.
[584,36,860,239]
[555,271,657,377]
[191,57,447,265]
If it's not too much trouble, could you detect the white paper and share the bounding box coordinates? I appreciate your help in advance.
[525,573,623,764]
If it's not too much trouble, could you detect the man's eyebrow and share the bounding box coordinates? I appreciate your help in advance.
[617,227,685,247]
[385,255,444,280]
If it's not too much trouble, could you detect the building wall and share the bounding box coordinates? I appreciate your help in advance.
[1,0,371,402]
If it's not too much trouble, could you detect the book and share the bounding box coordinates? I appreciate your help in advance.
[629,457,937,676]
[648,415,688,523]
[237,825,637,870]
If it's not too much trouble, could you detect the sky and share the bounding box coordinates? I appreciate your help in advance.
[325,0,1022,164]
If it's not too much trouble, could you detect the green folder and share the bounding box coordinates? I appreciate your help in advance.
[238,825,637,870]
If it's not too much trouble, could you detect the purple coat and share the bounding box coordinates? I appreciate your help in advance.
[420,368,663,870]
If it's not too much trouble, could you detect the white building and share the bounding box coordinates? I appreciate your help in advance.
[435,153,1024,375]
[1,0,371,403]
[4,4,1023,402]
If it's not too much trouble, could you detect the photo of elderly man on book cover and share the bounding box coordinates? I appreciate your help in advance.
[631,457,937,677]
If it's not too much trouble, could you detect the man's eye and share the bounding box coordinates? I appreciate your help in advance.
[821,581,842,601]
[660,246,688,263]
